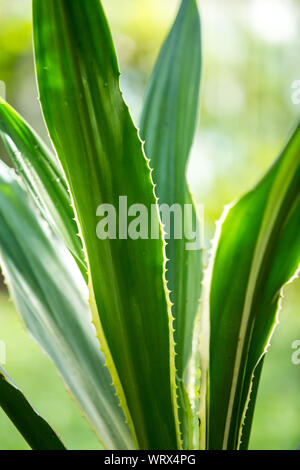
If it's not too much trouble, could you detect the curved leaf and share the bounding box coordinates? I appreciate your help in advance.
[203,122,300,449]
[33,0,179,449]
[0,161,133,450]
[0,366,66,450]
[0,98,86,277]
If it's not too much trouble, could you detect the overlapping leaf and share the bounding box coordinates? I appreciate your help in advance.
[33,0,179,449]
[203,122,300,449]
[0,98,86,277]
[0,161,133,450]
[140,0,202,448]
[0,366,66,450]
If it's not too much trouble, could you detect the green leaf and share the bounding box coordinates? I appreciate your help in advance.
[0,98,87,278]
[0,366,66,450]
[33,0,179,449]
[0,161,133,450]
[202,121,300,449]
[238,357,264,450]
[140,0,202,449]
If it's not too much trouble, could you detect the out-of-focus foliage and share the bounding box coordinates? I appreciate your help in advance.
[0,0,32,84]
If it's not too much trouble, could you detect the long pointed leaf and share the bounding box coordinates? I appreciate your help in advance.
[33,0,179,449]
[140,0,202,449]
[141,0,202,379]
[0,366,66,450]
[0,161,133,450]
[202,122,300,449]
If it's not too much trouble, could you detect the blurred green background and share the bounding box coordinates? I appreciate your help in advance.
[0,0,299,450]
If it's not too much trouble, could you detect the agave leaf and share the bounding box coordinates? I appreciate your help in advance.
[201,122,300,449]
[238,357,264,450]
[0,98,86,277]
[140,0,202,449]
[33,0,179,449]
[0,366,66,450]
[0,161,133,450]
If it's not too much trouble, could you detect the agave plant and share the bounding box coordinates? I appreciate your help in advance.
[0,0,299,451]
